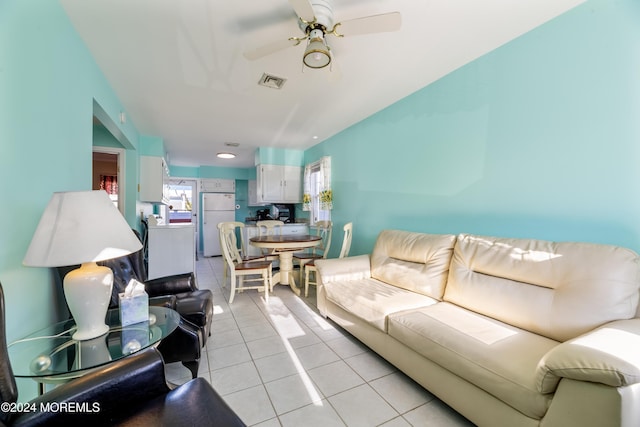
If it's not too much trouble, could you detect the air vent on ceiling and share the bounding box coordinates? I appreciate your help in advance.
[258,73,287,90]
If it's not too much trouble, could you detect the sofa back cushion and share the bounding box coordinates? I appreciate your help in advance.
[371,230,457,300]
[444,233,640,342]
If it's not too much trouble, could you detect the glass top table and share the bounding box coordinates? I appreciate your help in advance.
[8,306,179,382]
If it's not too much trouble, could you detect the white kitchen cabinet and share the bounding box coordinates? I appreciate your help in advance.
[140,156,170,204]
[147,224,195,280]
[200,178,235,193]
[248,180,266,206]
[256,164,302,203]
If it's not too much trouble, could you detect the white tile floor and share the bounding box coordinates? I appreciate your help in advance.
[165,256,475,427]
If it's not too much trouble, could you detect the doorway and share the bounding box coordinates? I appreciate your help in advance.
[166,179,199,252]
[92,148,125,214]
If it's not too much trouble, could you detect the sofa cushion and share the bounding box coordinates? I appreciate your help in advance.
[444,233,640,342]
[371,230,457,300]
[388,302,558,419]
[324,277,438,332]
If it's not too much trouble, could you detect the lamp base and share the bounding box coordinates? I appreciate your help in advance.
[63,262,113,341]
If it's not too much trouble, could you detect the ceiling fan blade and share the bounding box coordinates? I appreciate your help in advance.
[288,0,316,23]
[333,12,401,37]
[243,38,302,61]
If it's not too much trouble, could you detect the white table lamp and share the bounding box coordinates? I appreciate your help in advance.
[24,190,142,340]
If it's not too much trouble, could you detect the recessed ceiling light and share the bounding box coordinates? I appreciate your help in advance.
[217,152,236,159]
[312,135,319,140]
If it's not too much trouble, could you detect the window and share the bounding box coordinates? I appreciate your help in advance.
[166,180,195,224]
[303,157,332,226]
[309,164,330,224]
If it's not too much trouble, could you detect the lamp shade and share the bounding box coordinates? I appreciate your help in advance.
[23,190,142,267]
[24,190,142,341]
[303,29,331,69]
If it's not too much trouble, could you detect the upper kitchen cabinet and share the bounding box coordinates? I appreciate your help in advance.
[257,164,302,203]
[248,180,267,206]
[139,156,169,204]
[200,178,235,193]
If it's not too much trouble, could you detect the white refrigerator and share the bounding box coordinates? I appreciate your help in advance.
[202,193,235,256]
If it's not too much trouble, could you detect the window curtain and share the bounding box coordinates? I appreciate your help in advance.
[302,164,312,211]
[319,156,332,210]
[302,156,332,211]
[100,175,118,195]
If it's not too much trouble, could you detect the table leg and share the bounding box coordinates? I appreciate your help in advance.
[277,252,301,296]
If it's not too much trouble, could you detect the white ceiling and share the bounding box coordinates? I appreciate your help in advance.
[61,0,584,168]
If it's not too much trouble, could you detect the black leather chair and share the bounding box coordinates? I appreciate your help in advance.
[56,230,213,379]
[0,283,245,427]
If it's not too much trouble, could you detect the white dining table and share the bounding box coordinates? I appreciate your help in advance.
[249,234,322,295]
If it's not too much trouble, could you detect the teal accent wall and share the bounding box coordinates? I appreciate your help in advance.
[169,166,200,178]
[199,166,253,180]
[139,135,165,157]
[0,0,142,400]
[255,147,304,166]
[234,180,251,223]
[169,165,255,180]
[93,124,122,148]
[306,0,640,257]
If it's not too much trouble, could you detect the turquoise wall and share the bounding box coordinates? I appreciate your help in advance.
[255,147,304,166]
[139,135,165,157]
[306,0,640,257]
[169,165,256,180]
[0,0,141,399]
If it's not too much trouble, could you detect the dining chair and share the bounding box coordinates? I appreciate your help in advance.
[303,222,352,297]
[218,222,266,287]
[256,220,285,259]
[219,223,273,304]
[294,220,332,275]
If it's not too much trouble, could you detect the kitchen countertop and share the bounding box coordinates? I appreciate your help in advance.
[244,220,308,227]
[148,223,195,229]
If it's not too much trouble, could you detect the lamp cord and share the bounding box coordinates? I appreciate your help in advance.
[8,326,77,348]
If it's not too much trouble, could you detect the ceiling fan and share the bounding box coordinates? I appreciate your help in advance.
[243,0,401,69]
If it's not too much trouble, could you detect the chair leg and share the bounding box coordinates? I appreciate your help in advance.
[262,271,269,303]
[268,265,274,292]
[304,266,311,297]
[222,260,227,288]
[297,259,309,283]
[182,359,199,379]
[229,271,237,304]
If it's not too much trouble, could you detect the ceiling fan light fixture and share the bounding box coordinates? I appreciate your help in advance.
[217,152,236,159]
[303,29,331,69]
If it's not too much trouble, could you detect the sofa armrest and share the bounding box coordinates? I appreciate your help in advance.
[314,255,371,318]
[539,318,640,390]
[315,255,372,284]
[150,295,177,309]
[145,272,197,297]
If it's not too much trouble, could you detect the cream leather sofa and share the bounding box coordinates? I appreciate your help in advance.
[315,230,640,427]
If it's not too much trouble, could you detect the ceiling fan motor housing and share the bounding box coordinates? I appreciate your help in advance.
[298,0,334,34]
